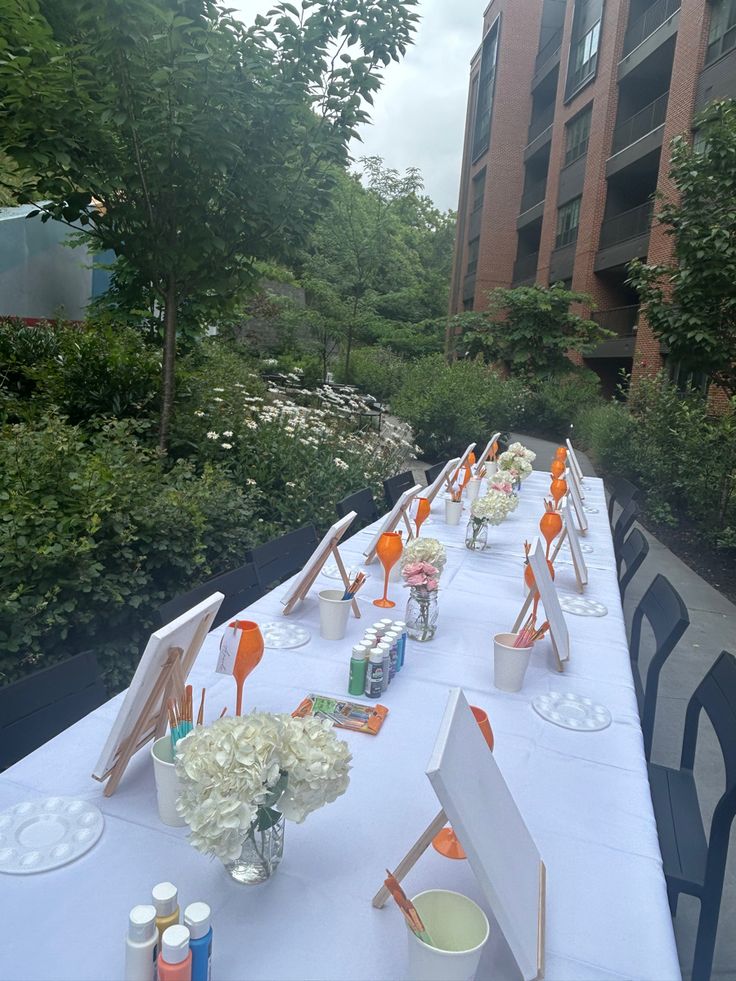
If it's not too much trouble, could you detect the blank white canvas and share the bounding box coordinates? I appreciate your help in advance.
[281,511,356,607]
[93,591,224,780]
[566,467,588,533]
[427,688,543,981]
[450,442,477,485]
[363,484,421,560]
[529,535,570,663]
[563,504,588,587]
[475,431,501,472]
[424,459,460,506]
[566,438,584,484]
[566,457,586,501]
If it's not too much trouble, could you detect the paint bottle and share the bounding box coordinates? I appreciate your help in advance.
[158,925,192,981]
[348,643,368,696]
[394,620,408,669]
[384,631,399,682]
[364,647,384,698]
[124,905,158,981]
[379,618,394,634]
[152,882,179,945]
[371,621,387,641]
[363,629,378,648]
[184,903,212,981]
[378,641,391,691]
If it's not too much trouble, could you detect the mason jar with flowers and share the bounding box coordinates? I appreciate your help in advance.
[466,487,518,550]
[497,445,534,490]
[175,713,351,885]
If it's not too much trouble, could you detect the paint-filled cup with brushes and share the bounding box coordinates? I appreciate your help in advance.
[493,631,532,693]
[151,736,187,827]
[406,890,489,981]
[318,588,353,641]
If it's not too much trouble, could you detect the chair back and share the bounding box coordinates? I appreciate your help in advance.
[619,527,649,599]
[630,573,690,758]
[613,499,639,565]
[424,463,445,485]
[607,476,639,523]
[383,471,415,509]
[158,563,263,629]
[0,651,107,769]
[336,488,379,536]
[681,651,736,794]
[249,524,319,590]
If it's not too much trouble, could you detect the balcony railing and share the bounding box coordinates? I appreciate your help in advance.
[527,102,555,144]
[512,251,539,283]
[592,305,639,337]
[623,0,681,56]
[520,177,547,213]
[612,92,668,154]
[535,27,563,74]
[599,201,653,249]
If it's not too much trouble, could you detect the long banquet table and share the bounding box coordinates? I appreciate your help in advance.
[0,471,680,981]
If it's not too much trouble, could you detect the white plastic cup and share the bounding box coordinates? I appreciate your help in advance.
[406,890,490,981]
[466,478,481,503]
[493,632,532,693]
[319,588,352,640]
[485,461,498,480]
[445,499,463,526]
[151,736,187,827]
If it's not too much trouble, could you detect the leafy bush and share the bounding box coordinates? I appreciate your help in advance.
[524,369,602,439]
[0,415,258,690]
[575,402,636,477]
[338,346,409,404]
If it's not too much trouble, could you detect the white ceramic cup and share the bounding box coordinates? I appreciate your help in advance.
[406,890,490,981]
[493,632,532,693]
[151,736,187,827]
[466,478,481,503]
[318,588,352,640]
[445,499,463,526]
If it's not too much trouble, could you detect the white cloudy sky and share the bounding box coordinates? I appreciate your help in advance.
[228,1,483,211]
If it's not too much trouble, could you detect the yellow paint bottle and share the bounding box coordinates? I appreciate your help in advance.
[152,882,179,945]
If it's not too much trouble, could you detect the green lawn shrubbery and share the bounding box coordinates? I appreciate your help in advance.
[335,346,409,404]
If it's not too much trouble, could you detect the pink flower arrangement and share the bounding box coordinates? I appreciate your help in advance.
[489,477,514,495]
[401,561,439,592]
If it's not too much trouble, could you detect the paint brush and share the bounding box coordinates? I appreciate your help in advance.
[384,870,435,947]
[197,688,206,726]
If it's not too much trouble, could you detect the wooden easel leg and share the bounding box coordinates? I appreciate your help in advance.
[372,809,448,908]
[512,589,535,632]
[549,528,567,565]
[401,509,414,539]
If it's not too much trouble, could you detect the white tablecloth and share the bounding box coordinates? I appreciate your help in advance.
[0,472,681,981]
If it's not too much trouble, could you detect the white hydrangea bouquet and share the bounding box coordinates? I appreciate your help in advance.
[497,441,535,484]
[175,713,351,865]
[400,536,447,575]
[471,488,518,524]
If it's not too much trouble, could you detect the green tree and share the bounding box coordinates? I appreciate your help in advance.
[0,0,418,448]
[629,100,736,396]
[464,283,608,379]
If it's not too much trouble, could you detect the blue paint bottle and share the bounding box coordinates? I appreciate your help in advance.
[184,903,212,981]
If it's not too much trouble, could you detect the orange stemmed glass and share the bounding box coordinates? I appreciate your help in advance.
[550,477,567,506]
[414,497,430,537]
[433,706,494,859]
[555,446,567,461]
[550,459,565,479]
[231,621,264,715]
[374,531,403,608]
[540,507,563,559]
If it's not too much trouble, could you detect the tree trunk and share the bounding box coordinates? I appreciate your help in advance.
[158,275,177,453]
[344,323,353,380]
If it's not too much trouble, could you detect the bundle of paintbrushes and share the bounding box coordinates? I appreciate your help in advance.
[168,685,194,752]
[514,615,550,648]
[477,465,487,479]
[384,870,435,947]
[342,572,366,600]
[448,483,463,503]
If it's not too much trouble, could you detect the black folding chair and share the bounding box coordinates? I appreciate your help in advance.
[0,651,107,769]
[424,462,445,485]
[649,650,736,981]
[248,524,319,591]
[336,488,379,537]
[383,471,415,509]
[613,499,639,570]
[607,476,639,523]
[158,562,264,629]
[630,573,690,759]
[618,527,649,600]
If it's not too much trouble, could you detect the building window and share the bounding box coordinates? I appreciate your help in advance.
[466,237,480,275]
[669,360,709,396]
[463,298,474,311]
[706,0,736,63]
[472,19,500,161]
[555,197,581,249]
[568,20,600,93]
[471,170,486,213]
[564,105,592,166]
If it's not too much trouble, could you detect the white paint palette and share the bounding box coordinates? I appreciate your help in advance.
[559,595,608,617]
[532,692,612,732]
[0,798,104,874]
[261,621,311,649]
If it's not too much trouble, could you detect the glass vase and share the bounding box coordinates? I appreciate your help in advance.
[224,813,285,884]
[405,587,438,642]
[465,517,489,551]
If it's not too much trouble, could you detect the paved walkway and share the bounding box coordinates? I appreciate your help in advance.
[511,433,736,981]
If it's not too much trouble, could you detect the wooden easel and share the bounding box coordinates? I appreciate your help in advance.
[475,431,501,473]
[283,535,361,617]
[423,459,459,506]
[373,809,547,980]
[512,590,566,672]
[364,494,418,564]
[96,646,187,797]
[549,527,585,593]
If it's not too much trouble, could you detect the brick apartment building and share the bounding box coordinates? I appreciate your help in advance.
[448,0,736,396]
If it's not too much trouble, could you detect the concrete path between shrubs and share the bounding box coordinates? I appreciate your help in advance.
[510,432,736,981]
